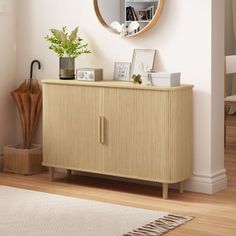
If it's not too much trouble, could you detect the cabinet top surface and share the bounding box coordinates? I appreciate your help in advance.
[42,80,193,91]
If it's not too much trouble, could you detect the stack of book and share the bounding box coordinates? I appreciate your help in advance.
[126,5,155,21]
[146,6,155,20]
[126,6,138,21]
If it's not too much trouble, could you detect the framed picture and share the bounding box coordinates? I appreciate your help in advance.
[130,49,156,76]
[114,62,131,81]
[138,10,147,20]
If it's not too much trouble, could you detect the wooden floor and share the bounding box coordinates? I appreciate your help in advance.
[0,118,236,235]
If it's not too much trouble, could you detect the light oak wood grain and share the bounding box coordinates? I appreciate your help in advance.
[101,87,192,183]
[179,181,184,194]
[49,167,54,181]
[42,81,193,198]
[43,84,103,172]
[42,80,193,91]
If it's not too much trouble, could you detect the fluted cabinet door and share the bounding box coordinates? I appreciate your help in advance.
[102,88,173,182]
[102,87,192,183]
[43,84,102,172]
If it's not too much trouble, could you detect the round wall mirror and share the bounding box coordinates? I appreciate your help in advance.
[94,0,164,37]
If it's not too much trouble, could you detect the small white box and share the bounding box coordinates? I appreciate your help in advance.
[143,72,181,87]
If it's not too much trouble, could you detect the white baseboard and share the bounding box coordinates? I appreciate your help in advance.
[184,169,228,194]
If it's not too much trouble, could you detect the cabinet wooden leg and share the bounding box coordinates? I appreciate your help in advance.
[49,167,54,181]
[67,169,72,179]
[224,106,227,147]
[162,183,168,199]
[179,181,184,194]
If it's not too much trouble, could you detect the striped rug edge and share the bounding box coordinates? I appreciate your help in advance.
[123,214,193,236]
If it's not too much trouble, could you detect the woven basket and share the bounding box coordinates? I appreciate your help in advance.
[3,145,44,175]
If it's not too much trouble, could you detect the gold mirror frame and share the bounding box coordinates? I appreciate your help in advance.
[93,0,165,37]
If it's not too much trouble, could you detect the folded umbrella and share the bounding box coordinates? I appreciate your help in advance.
[11,80,29,148]
[11,60,42,149]
[27,80,42,148]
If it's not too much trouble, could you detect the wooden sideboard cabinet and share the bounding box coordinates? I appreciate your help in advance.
[42,80,193,199]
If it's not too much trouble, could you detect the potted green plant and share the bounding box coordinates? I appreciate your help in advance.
[45,26,91,80]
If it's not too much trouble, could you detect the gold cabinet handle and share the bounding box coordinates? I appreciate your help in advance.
[99,116,105,144]
[101,116,105,144]
[99,116,101,143]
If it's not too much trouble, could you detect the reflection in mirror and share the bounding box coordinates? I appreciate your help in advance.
[96,0,163,37]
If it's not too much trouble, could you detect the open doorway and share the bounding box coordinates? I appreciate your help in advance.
[225,0,236,195]
[225,0,236,149]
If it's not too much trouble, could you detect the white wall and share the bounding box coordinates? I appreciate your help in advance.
[0,0,16,168]
[15,0,226,193]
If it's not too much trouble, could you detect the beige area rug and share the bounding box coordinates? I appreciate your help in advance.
[0,186,192,236]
